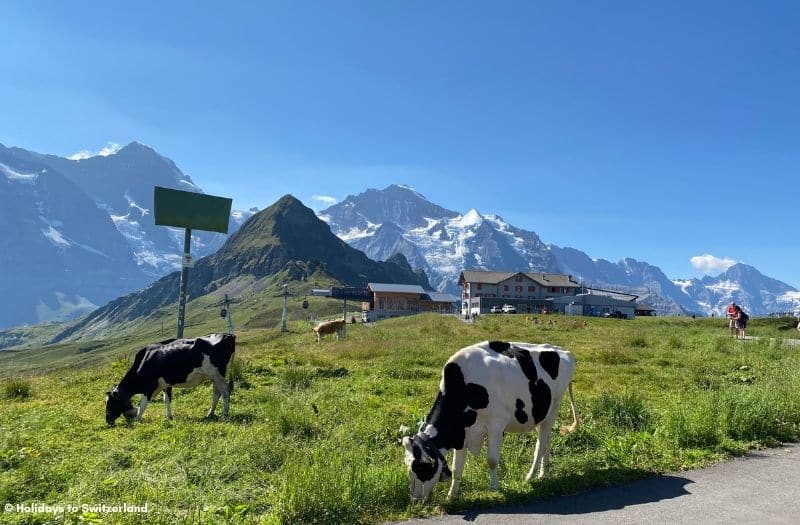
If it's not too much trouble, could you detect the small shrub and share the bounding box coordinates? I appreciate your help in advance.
[3,378,32,400]
[591,390,652,431]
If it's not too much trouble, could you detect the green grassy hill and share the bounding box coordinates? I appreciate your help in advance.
[3,314,800,524]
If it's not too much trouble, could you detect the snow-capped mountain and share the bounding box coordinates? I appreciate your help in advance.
[547,245,700,315]
[0,147,149,327]
[320,185,797,317]
[672,263,799,317]
[319,185,559,294]
[0,142,254,328]
[6,142,256,276]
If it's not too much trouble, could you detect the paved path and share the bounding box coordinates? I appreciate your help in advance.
[396,444,800,524]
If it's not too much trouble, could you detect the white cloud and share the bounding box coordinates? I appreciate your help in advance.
[312,194,337,206]
[690,254,737,275]
[68,142,121,160]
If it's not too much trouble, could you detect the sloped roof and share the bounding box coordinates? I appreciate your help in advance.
[460,271,517,284]
[367,283,426,294]
[635,303,656,311]
[459,270,579,287]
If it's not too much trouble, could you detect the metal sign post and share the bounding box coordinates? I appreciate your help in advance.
[176,228,193,338]
[154,187,232,339]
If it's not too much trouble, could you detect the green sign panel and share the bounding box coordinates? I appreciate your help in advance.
[153,187,232,233]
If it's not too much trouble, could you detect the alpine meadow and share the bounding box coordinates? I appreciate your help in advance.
[3,2,800,524]
[3,313,800,524]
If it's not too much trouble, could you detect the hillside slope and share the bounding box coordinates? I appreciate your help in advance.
[51,195,430,342]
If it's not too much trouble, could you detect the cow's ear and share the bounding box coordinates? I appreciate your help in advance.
[401,436,414,453]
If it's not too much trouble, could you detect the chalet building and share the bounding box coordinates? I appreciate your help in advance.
[458,270,581,316]
[361,283,458,322]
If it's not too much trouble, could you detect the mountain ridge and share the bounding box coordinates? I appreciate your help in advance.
[50,194,431,342]
[320,185,798,316]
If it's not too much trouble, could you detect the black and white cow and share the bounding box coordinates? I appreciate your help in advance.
[402,340,579,500]
[105,333,236,425]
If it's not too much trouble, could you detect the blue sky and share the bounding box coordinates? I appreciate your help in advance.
[2,1,798,287]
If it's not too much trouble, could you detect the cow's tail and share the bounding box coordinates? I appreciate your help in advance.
[559,382,580,435]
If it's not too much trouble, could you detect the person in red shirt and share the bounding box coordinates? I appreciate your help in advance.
[727,302,738,337]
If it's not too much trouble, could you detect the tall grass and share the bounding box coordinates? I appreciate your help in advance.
[275,446,407,525]
[2,378,32,400]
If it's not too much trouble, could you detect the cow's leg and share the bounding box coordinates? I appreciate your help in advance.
[527,419,555,481]
[135,395,150,422]
[486,429,504,491]
[447,448,468,500]
[207,383,221,418]
[218,379,231,417]
[164,387,173,420]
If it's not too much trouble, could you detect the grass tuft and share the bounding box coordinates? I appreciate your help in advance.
[2,378,32,400]
[591,390,652,431]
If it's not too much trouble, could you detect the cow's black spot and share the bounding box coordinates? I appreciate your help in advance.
[530,379,552,423]
[207,334,236,376]
[488,340,511,353]
[495,345,554,424]
[515,398,528,424]
[497,347,539,383]
[410,443,439,482]
[539,351,560,380]
[426,363,490,451]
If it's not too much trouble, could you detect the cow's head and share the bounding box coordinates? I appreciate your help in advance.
[105,388,136,425]
[402,435,451,501]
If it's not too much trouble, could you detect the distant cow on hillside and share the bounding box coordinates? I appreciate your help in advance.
[312,319,345,343]
[402,340,579,501]
[105,333,236,425]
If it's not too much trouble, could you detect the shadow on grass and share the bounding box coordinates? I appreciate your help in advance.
[448,470,692,520]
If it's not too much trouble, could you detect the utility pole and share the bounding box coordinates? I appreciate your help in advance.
[276,284,294,333]
[210,294,241,334]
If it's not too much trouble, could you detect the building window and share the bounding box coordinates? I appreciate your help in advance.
[528,286,535,292]
[515,275,523,282]
[515,285,523,292]
[477,283,482,290]
[504,285,509,291]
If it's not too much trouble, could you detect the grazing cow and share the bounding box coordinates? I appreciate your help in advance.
[105,333,236,425]
[312,319,345,343]
[402,340,579,501]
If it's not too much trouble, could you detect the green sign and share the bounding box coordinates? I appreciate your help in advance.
[154,187,232,234]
